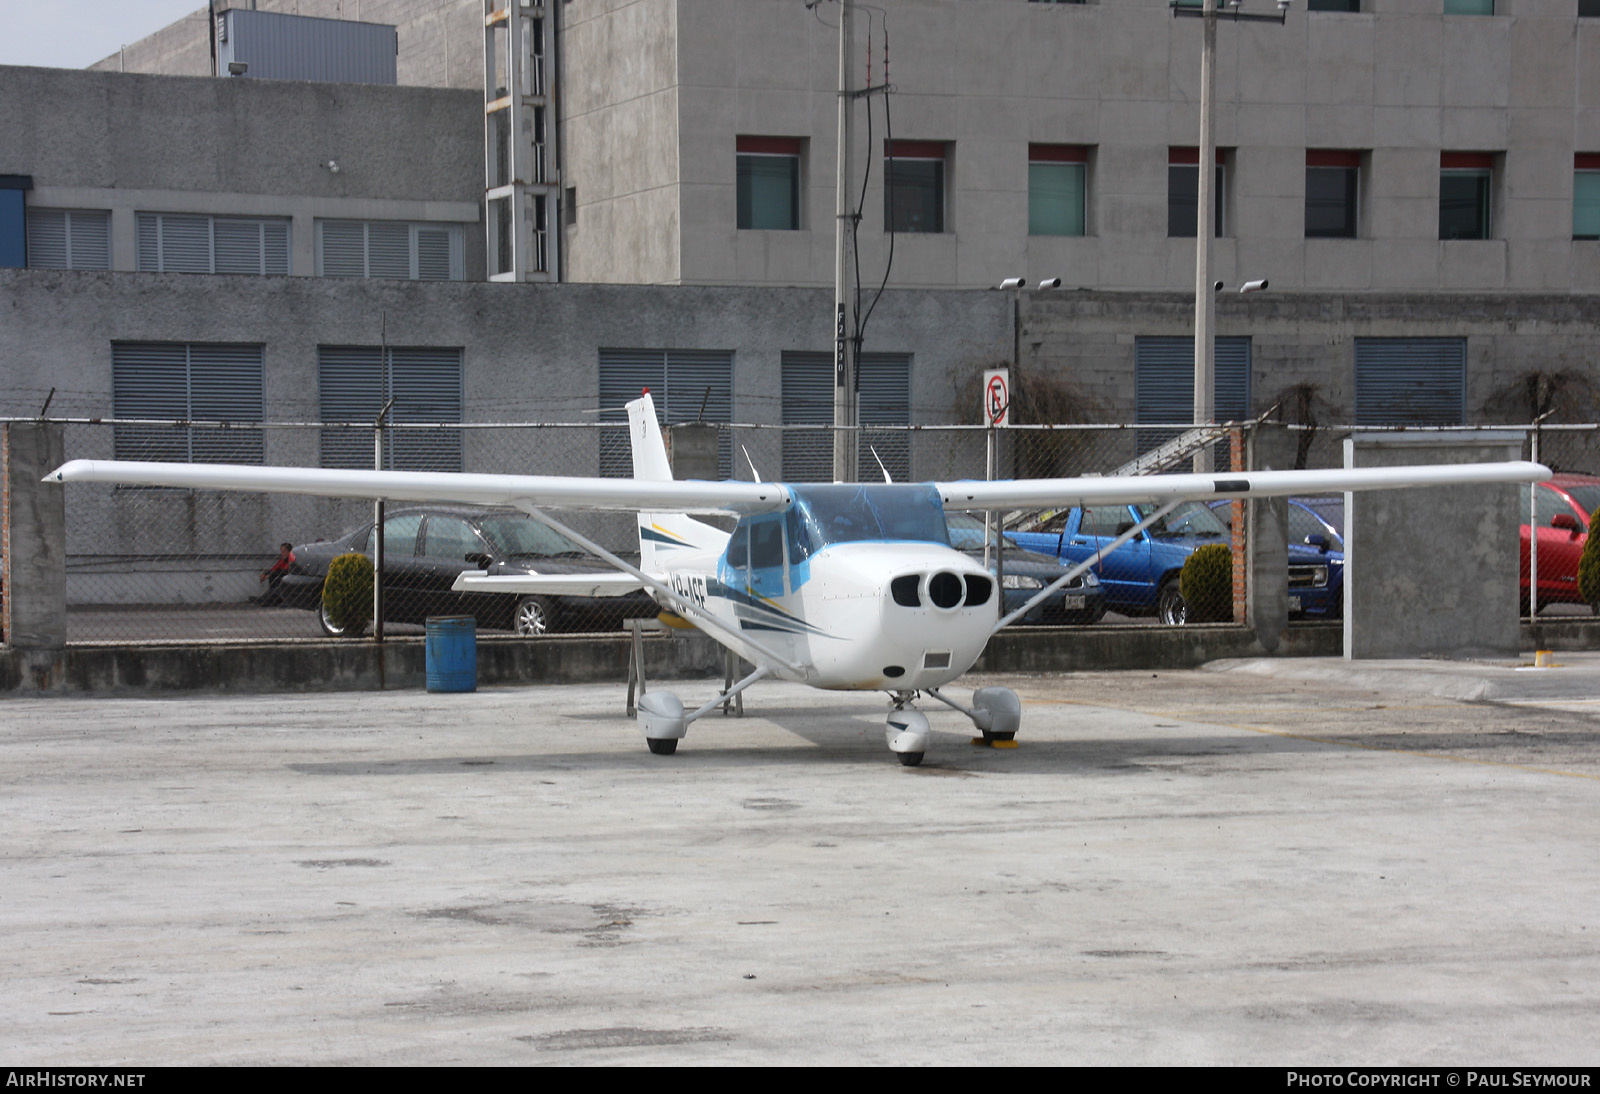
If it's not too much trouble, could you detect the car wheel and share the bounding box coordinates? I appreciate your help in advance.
[514,595,555,637]
[319,600,369,638]
[1157,581,1188,626]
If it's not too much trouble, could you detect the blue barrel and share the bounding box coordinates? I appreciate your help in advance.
[425,616,477,693]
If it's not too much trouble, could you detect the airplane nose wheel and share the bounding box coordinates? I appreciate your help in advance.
[885,698,931,767]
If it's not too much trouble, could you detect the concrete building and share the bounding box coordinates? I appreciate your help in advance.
[94,0,1600,294]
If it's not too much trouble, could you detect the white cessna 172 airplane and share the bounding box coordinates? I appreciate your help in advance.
[49,393,1548,766]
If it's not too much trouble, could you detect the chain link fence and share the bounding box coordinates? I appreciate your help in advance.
[17,416,1582,645]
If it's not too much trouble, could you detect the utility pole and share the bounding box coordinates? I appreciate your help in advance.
[1192,0,1217,474]
[832,0,858,483]
[1174,0,1288,472]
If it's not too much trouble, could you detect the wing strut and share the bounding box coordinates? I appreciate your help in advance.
[992,498,1187,633]
[513,503,806,676]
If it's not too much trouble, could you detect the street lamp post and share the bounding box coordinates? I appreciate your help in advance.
[1173,0,1288,472]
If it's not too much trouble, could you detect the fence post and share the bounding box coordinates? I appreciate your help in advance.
[2,422,67,649]
[1246,423,1295,653]
[1528,425,1539,618]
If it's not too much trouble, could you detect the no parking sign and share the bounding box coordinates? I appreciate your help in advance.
[983,368,1010,427]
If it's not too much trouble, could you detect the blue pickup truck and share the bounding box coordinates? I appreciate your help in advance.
[1009,499,1344,624]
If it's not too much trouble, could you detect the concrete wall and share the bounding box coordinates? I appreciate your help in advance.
[1344,430,1525,660]
[1018,289,1600,465]
[0,267,1009,603]
[561,0,685,285]
[3,65,484,277]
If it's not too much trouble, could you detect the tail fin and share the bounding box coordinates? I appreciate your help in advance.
[625,392,728,572]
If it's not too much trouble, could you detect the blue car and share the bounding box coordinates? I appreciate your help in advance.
[1009,497,1345,624]
[1207,496,1345,618]
[1010,501,1231,624]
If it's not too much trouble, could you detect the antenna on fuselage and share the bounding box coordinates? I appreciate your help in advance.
[870,446,893,484]
[741,444,763,481]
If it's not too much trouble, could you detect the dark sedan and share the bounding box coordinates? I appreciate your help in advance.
[945,512,1107,624]
[281,506,660,636]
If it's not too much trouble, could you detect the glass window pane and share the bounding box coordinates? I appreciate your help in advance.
[1167,165,1224,238]
[1305,166,1358,238]
[885,158,943,233]
[1574,172,1600,240]
[1029,162,1085,236]
[1440,170,1491,239]
[737,155,799,230]
[1443,0,1493,13]
[1307,0,1360,9]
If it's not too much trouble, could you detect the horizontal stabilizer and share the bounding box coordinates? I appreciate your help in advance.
[450,571,647,597]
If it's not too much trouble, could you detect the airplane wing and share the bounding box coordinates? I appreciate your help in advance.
[47,458,1547,514]
[451,571,646,597]
[933,462,1549,511]
[44,460,791,516]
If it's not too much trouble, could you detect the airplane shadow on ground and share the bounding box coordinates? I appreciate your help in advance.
[285,707,1355,779]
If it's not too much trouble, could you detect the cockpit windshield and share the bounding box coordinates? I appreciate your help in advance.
[786,483,950,558]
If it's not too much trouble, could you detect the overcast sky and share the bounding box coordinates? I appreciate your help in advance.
[0,1,206,69]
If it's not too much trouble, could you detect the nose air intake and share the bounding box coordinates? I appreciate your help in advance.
[890,571,994,610]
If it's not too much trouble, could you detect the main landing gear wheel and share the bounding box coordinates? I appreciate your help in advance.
[636,691,688,756]
[897,751,925,767]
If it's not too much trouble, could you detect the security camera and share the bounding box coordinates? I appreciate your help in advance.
[998,277,1025,290]
[1213,280,1225,292]
[1037,277,1062,290]
[1240,278,1269,293]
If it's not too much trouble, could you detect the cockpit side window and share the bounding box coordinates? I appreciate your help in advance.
[750,519,785,570]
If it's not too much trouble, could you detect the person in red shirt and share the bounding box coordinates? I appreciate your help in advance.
[257,542,295,607]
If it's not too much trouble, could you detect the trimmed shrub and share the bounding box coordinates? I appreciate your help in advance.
[322,552,374,636]
[1179,543,1234,623]
[1578,522,1600,613]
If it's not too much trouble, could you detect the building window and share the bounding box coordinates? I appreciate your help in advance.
[598,349,733,477]
[1305,150,1361,239]
[1168,148,1226,238]
[885,141,947,234]
[316,220,463,280]
[1443,0,1493,13]
[1439,153,1494,240]
[26,209,111,269]
[1354,338,1466,426]
[1134,337,1251,461]
[318,346,464,472]
[111,342,265,464]
[136,213,290,275]
[737,137,801,231]
[1029,144,1088,237]
[1307,0,1361,9]
[0,175,28,268]
[1584,0,1600,16]
[779,351,911,483]
[1575,155,1600,241]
